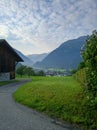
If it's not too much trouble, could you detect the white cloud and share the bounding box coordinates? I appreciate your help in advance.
[0,25,9,38]
[0,0,97,54]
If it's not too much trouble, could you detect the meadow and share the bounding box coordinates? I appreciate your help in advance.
[13,76,85,126]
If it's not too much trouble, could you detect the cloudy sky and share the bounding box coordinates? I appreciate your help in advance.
[0,0,97,55]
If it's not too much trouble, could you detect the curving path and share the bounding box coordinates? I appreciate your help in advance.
[0,80,80,130]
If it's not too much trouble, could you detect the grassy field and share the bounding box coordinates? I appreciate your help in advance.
[13,76,85,125]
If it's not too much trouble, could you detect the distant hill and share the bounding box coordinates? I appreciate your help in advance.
[15,49,33,67]
[34,36,87,70]
[27,53,48,63]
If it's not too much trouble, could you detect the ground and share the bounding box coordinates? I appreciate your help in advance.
[0,80,80,130]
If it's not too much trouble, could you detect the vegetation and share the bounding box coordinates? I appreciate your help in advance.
[75,30,97,129]
[78,61,85,70]
[75,68,87,87]
[16,65,35,77]
[16,65,45,77]
[36,70,45,76]
[14,76,84,128]
[14,31,97,129]
[82,30,97,91]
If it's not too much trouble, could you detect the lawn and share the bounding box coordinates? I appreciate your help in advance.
[14,76,84,125]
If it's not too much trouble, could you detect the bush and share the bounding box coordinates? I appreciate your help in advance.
[75,68,87,87]
[77,30,97,129]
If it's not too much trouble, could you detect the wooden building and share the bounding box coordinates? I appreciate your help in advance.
[0,39,23,81]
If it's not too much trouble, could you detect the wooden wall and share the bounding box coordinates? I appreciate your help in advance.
[0,46,15,79]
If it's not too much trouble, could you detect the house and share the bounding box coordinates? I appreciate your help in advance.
[0,39,23,81]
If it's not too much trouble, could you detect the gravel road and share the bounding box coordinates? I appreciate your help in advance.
[0,80,80,130]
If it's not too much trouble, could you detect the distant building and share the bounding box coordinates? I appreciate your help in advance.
[0,39,23,81]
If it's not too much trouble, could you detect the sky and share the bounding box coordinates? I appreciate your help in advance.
[0,0,97,55]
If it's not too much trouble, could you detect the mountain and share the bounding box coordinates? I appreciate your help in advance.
[34,36,87,70]
[27,53,48,63]
[15,49,33,67]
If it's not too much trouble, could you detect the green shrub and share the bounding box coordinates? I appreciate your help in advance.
[77,30,97,129]
[74,68,87,87]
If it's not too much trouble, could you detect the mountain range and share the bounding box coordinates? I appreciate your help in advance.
[15,49,33,67]
[33,36,87,70]
[15,36,87,70]
[27,53,48,63]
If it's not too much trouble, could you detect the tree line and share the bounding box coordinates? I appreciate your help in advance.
[16,65,45,77]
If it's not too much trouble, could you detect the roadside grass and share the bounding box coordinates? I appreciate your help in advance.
[0,79,19,86]
[13,76,85,126]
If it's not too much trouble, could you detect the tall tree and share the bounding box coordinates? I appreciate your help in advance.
[24,66,35,77]
[16,65,26,77]
[82,30,97,96]
[81,31,97,129]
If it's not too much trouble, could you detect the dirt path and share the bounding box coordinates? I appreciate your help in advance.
[0,80,80,130]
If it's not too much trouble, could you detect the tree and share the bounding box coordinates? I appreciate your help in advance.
[36,70,45,76]
[16,65,35,77]
[78,61,85,70]
[82,30,97,96]
[24,66,35,77]
[16,65,26,77]
[81,30,97,129]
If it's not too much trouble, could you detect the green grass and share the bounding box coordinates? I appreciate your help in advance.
[14,76,84,124]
